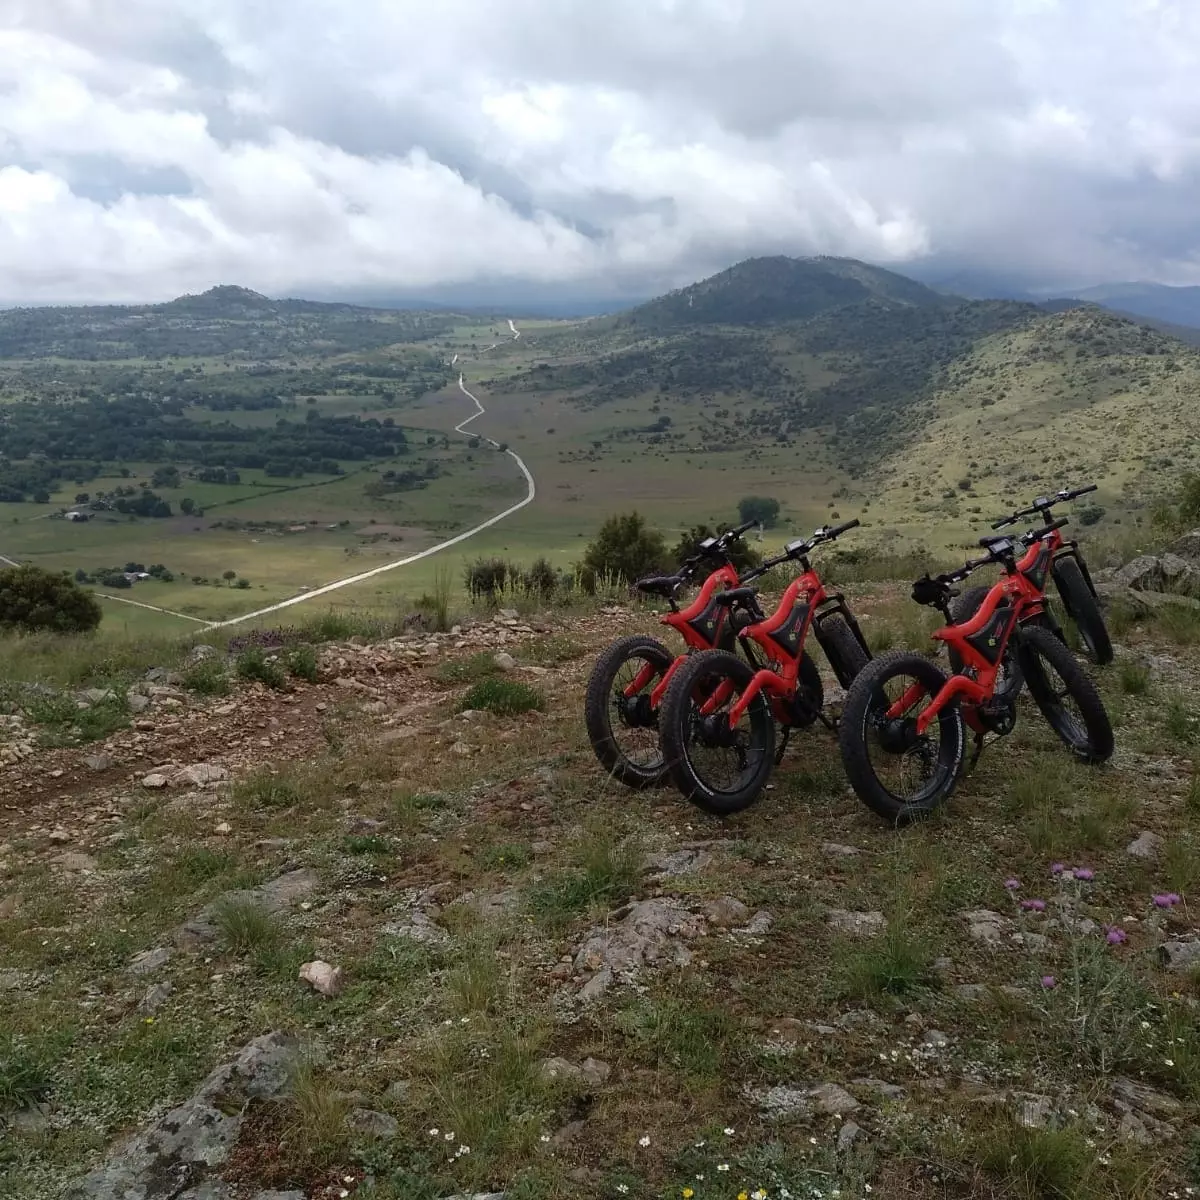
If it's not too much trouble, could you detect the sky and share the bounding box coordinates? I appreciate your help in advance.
[2,0,1200,305]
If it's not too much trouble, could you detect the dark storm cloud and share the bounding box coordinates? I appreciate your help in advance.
[2,0,1199,302]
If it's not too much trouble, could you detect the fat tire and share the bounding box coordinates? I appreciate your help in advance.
[584,634,675,789]
[815,613,871,688]
[1052,557,1114,666]
[659,649,775,816]
[1017,625,1114,764]
[839,650,966,827]
[947,585,1025,703]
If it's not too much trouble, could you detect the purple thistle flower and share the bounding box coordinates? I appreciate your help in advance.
[1050,863,1065,876]
[1020,899,1047,912]
[1072,868,1095,881]
[1152,893,1181,908]
[1105,927,1127,945]
[1004,878,1021,890]
[1041,975,1056,989]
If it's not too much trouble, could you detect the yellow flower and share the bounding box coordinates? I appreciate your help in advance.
[683,1190,694,1199]
[739,1193,749,1200]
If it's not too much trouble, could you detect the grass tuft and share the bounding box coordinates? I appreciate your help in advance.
[459,678,545,716]
[182,657,231,696]
[236,647,289,690]
[211,896,282,955]
[1117,658,1151,695]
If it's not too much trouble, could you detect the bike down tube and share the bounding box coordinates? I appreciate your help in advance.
[723,668,796,726]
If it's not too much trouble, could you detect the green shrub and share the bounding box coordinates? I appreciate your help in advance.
[459,678,545,716]
[287,644,320,683]
[578,512,668,592]
[236,647,288,690]
[182,658,231,696]
[0,565,102,634]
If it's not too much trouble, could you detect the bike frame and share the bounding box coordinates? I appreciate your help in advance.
[888,568,1045,735]
[1014,525,1096,599]
[622,562,742,707]
[701,568,829,726]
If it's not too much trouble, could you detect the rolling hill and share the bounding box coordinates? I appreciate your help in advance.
[1061,281,1200,330]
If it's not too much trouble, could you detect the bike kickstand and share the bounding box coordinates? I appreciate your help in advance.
[964,729,987,776]
[774,726,792,766]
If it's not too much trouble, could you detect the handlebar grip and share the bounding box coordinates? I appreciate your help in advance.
[829,518,861,538]
[1072,483,1098,497]
[731,518,759,537]
[991,514,1015,530]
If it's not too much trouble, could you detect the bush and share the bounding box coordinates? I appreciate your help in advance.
[578,512,668,593]
[737,495,781,529]
[236,647,288,690]
[523,557,559,597]
[459,678,545,716]
[287,644,320,683]
[1078,504,1105,526]
[0,565,102,634]
[465,557,514,601]
[671,524,761,573]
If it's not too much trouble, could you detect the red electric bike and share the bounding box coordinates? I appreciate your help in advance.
[657,519,872,814]
[839,532,1114,826]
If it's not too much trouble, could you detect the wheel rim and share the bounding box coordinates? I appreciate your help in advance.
[860,668,960,809]
[607,652,668,772]
[1026,646,1090,750]
[677,665,772,799]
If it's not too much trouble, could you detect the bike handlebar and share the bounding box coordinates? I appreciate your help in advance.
[991,483,1097,529]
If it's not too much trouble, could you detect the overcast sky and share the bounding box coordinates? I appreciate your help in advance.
[2,0,1199,304]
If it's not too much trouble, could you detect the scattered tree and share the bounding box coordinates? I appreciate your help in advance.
[578,512,669,592]
[671,524,761,573]
[738,495,781,529]
[0,565,103,634]
[180,498,196,515]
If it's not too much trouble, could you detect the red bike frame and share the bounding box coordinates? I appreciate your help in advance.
[889,568,1046,736]
[622,563,742,708]
[699,568,829,726]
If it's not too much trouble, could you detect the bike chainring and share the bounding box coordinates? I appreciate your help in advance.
[978,697,1018,736]
[615,693,657,730]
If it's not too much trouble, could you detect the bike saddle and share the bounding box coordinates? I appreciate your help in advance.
[712,586,759,606]
[634,574,681,598]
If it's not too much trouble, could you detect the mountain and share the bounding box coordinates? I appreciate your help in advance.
[617,255,946,331]
[1058,282,1200,330]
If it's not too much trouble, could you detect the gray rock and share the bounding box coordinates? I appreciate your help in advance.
[84,754,114,772]
[573,898,704,998]
[538,1057,611,1088]
[923,1029,950,1047]
[380,910,449,945]
[145,668,184,685]
[1159,940,1200,971]
[1111,1076,1182,1118]
[961,908,1008,945]
[186,645,221,665]
[1015,1093,1053,1129]
[177,764,229,788]
[348,1108,399,1138]
[141,773,168,790]
[826,909,886,937]
[705,896,750,929]
[751,1081,860,1118]
[1125,831,1163,859]
[741,910,773,936]
[642,847,713,877]
[576,967,613,1002]
[82,687,116,704]
[252,1192,306,1200]
[128,947,172,976]
[837,1121,862,1152]
[65,1032,297,1200]
[128,694,151,714]
[851,1077,906,1101]
[57,851,98,872]
[821,843,862,857]
[493,652,516,671]
[138,982,173,1015]
[176,870,319,949]
[0,969,33,991]
[954,984,988,1001]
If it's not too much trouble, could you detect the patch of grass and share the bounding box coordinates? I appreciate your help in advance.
[1157,602,1200,646]
[211,896,282,955]
[1003,755,1071,819]
[837,921,935,999]
[0,1037,54,1111]
[447,934,504,1015]
[236,646,288,690]
[286,644,320,683]
[343,834,392,856]
[479,842,533,871]
[289,1061,351,1155]
[181,657,231,696]
[1161,835,1200,897]
[525,827,640,927]
[615,993,746,1078]
[437,651,503,685]
[173,846,235,884]
[459,678,545,716]
[1187,772,1200,822]
[233,766,310,809]
[1165,693,1195,743]
[866,624,895,654]
[1118,658,1151,695]
[1104,596,1140,638]
[525,633,586,666]
[23,687,131,747]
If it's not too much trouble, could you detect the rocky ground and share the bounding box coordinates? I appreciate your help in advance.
[2,576,1200,1200]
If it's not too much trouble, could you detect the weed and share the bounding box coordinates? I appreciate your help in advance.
[975,1119,1099,1198]
[173,846,234,884]
[447,935,504,1015]
[1118,658,1151,695]
[616,994,746,1078]
[236,647,288,690]
[459,678,545,716]
[289,1060,351,1158]
[866,625,895,654]
[233,767,308,809]
[181,658,231,696]
[525,633,586,666]
[1157,602,1200,646]
[1165,693,1195,743]
[838,921,935,998]
[211,896,281,955]
[1187,771,1200,821]
[437,651,502,685]
[1105,596,1140,638]
[24,687,130,747]
[0,1037,54,1111]
[343,834,392,856]
[1161,835,1199,896]
[287,644,320,683]
[526,827,639,927]
[480,842,532,871]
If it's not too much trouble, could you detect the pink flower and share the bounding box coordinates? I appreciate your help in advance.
[1072,868,1095,881]
[1041,975,1056,989]
[1152,893,1181,908]
[1105,927,1127,945]
[1050,863,1065,876]
[1004,878,1021,890]
[1020,899,1047,912]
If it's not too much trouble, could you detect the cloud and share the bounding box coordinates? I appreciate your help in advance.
[2,0,1200,303]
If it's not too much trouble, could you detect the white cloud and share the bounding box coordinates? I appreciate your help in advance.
[2,0,1200,302]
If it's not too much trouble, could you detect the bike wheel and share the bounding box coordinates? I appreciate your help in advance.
[1052,557,1114,666]
[584,635,675,788]
[946,585,1025,703]
[815,613,870,689]
[839,651,966,826]
[1016,625,1114,764]
[659,649,775,816]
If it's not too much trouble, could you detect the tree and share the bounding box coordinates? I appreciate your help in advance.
[222,570,237,581]
[578,512,669,592]
[180,498,196,515]
[738,495,781,529]
[32,490,50,504]
[0,565,102,634]
[671,524,761,573]
[75,493,89,504]
[152,465,181,489]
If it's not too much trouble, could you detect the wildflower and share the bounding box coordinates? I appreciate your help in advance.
[724,1126,735,1135]
[1051,862,1065,875]
[1073,867,1095,881]
[1041,975,1056,988]
[1106,927,1127,944]
[1004,878,1021,890]
[638,1135,651,1147]
[1020,898,1046,912]
[1153,893,1181,908]
[753,1190,768,1200]
[739,1193,749,1200]
[683,1190,695,1198]
[616,1187,629,1196]
[428,1128,439,1136]
[1166,1058,1175,1067]
[539,1134,550,1143]
[444,1131,455,1141]
[718,1163,731,1172]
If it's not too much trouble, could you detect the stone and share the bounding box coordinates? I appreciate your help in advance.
[1159,940,1200,971]
[826,909,886,937]
[57,851,98,872]
[751,1081,860,1118]
[378,726,418,743]
[186,644,221,665]
[451,741,473,757]
[177,763,230,787]
[837,1121,862,1152]
[176,870,320,949]
[573,898,704,998]
[1111,1076,1182,1119]
[1113,553,1200,595]
[48,826,72,843]
[214,822,232,835]
[0,969,33,991]
[381,910,449,945]
[821,842,862,857]
[493,652,516,671]
[1125,830,1163,859]
[82,687,116,704]
[127,694,151,714]
[348,1108,399,1138]
[851,1078,907,1101]
[298,960,343,997]
[1015,1093,1053,1129]
[128,947,172,975]
[141,773,168,789]
[954,984,988,1001]
[139,982,174,1015]
[84,754,114,772]
[961,908,1008,945]
[923,1029,950,1047]
[705,895,750,929]
[642,847,713,877]
[741,910,773,936]
[65,1032,297,1200]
